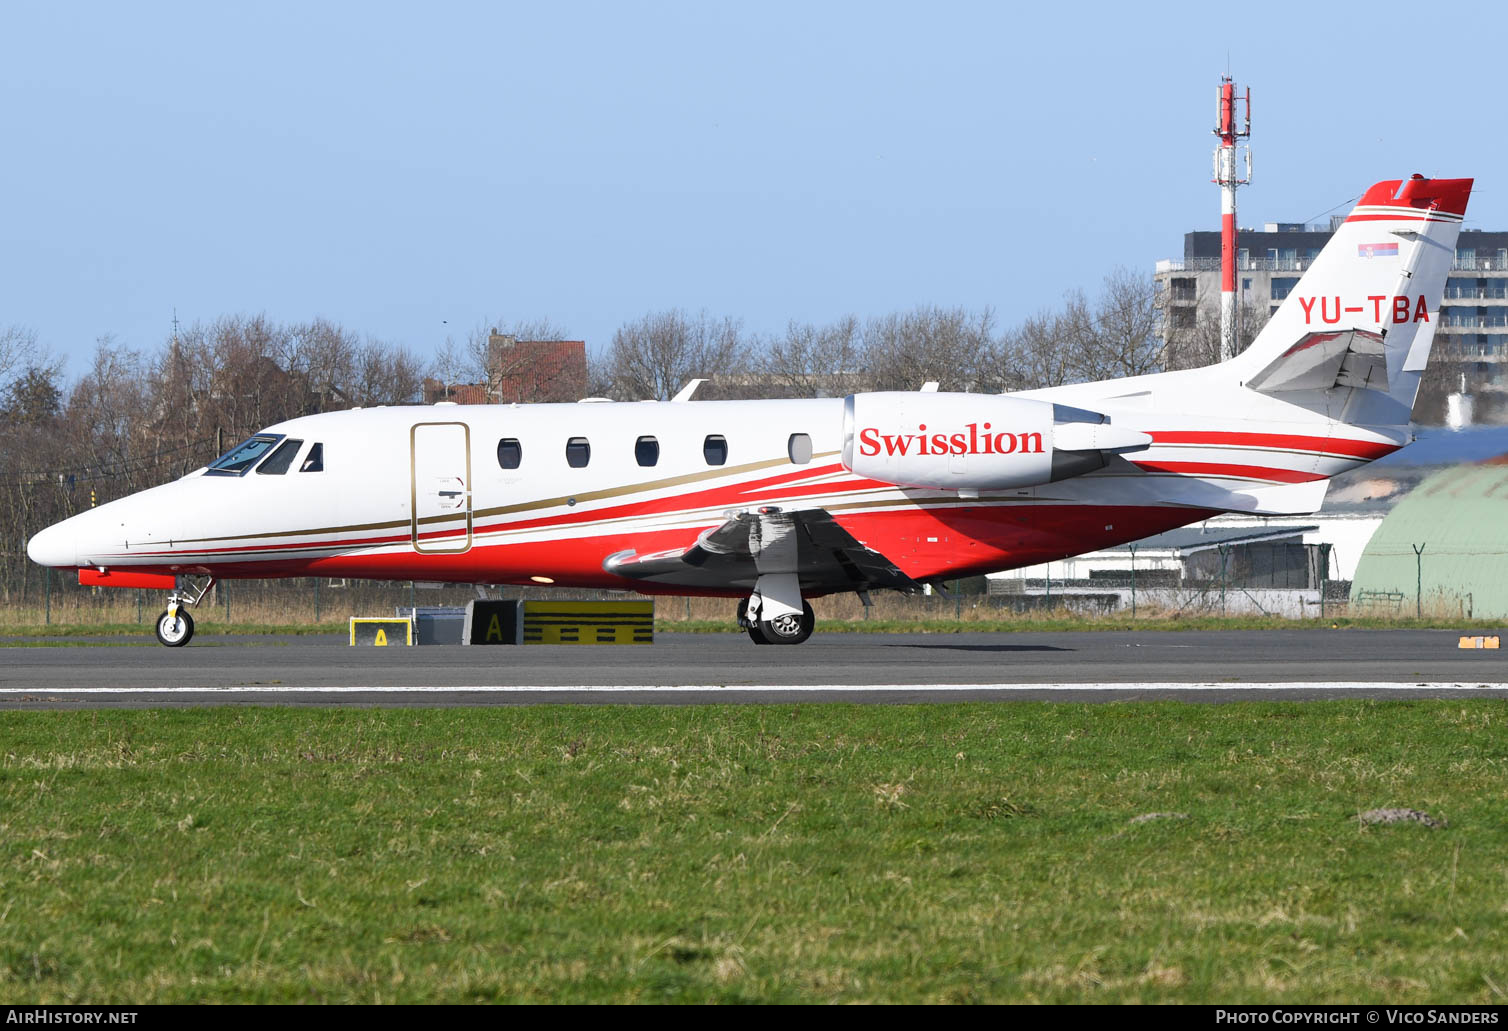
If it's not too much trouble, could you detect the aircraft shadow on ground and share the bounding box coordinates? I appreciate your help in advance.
[880,643,1073,653]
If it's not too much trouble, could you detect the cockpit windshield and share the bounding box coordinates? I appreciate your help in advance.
[256,438,304,475]
[205,434,284,477]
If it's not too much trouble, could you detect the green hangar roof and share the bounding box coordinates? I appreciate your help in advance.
[1350,461,1508,618]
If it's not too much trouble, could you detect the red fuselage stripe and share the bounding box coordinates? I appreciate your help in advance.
[1131,460,1325,483]
[1147,431,1398,461]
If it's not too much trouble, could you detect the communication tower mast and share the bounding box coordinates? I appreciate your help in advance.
[1213,77,1251,361]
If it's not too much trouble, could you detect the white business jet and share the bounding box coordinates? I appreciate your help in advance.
[27,175,1472,646]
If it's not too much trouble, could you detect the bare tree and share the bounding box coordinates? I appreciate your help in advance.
[1003,268,1181,388]
[1163,290,1271,372]
[1007,307,1079,390]
[753,315,864,397]
[427,336,474,392]
[1074,267,1165,380]
[606,309,748,400]
[280,318,361,411]
[0,325,42,387]
[861,306,999,392]
[64,336,157,500]
[584,348,617,398]
[347,338,426,406]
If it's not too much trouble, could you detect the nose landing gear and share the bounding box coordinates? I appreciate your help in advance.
[153,576,214,647]
[155,608,195,647]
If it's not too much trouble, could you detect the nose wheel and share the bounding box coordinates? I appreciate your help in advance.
[150,575,213,647]
[155,608,195,647]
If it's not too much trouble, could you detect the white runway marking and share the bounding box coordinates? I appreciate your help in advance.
[6,682,1508,694]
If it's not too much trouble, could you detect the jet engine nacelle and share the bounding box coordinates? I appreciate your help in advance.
[841,391,1151,491]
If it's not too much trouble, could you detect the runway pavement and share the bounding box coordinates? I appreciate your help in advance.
[2,629,1506,707]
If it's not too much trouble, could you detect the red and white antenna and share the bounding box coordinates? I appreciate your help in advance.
[1212,76,1251,361]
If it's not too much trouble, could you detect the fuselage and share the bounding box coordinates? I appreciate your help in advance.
[25,390,1402,595]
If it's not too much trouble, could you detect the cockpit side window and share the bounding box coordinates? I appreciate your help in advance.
[300,443,324,473]
[256,438,304,475]
[206,434,284,477]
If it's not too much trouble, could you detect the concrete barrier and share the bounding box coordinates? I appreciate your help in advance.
[463,600,523,645]
[349,618,413,646]
[522,600,653,645]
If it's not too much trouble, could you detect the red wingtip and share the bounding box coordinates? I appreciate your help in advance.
[1353,176,1473,217]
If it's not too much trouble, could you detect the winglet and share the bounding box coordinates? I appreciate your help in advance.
[671,379,707,402]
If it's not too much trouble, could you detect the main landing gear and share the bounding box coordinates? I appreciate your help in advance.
[154,576,214,648]
[737,573,815,645]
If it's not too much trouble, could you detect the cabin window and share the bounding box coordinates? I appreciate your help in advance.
[206,434,283,477]
[566,437,591,468]
[497,438,522,470]
[300,443,324,473]
[256,438,304,475]
[703,434,728,466]
[787,433,812,465]
[635,436,659,467]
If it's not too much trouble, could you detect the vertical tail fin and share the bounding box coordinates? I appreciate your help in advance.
[1231,175,1472,426]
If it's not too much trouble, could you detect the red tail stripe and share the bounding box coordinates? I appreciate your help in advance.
[1351,178,1472,218]
[1148,431,1397,461]
[1343,213,1443,224]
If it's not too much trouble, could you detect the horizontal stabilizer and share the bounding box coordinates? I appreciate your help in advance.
[1247,329,1389,395]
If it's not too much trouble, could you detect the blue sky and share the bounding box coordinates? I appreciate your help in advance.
[3,0,1503,376]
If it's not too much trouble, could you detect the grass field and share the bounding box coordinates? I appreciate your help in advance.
[3,702,1506,1003]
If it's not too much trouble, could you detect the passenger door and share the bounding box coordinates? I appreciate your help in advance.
[410,422,473,553]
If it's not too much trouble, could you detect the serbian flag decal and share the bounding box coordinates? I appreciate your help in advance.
[1358,242,1399,258]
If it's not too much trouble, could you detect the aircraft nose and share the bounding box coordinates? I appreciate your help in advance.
[27,521,77,568]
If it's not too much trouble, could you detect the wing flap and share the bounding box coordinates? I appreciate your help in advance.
[604,508,921,594]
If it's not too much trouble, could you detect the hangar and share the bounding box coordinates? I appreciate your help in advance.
[1350,458,1508,618]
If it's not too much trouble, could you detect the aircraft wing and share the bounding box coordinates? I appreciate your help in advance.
[603,508,922,594]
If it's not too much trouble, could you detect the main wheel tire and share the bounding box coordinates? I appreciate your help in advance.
[755,601,815,645]
[155,609,194,647]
